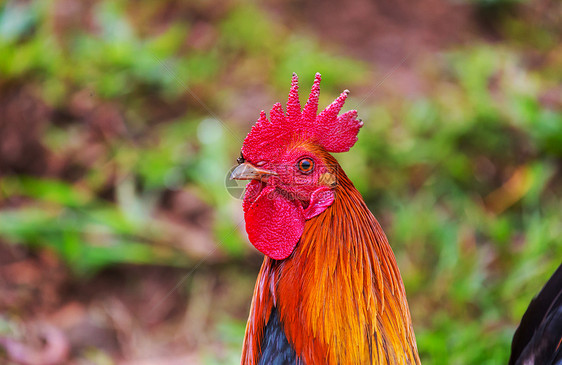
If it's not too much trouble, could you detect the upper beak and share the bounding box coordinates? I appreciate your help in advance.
[230,162,277,181]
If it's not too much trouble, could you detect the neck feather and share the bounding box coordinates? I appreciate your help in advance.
[242,162,420,365]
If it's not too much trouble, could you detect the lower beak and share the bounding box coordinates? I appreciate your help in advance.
[230,162,277,181]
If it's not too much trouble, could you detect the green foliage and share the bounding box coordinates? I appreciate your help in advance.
[0,177,190,274]
[0,0,560,364]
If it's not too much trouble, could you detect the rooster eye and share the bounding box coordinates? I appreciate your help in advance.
[298,158,314,174]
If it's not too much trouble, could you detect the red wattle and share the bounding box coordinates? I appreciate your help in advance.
[244,186,304,260]
[243,180,264,214]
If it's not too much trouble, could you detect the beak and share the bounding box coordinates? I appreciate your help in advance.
[230,162,277,181]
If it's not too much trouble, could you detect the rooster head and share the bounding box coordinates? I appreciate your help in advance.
[231,73,363,260]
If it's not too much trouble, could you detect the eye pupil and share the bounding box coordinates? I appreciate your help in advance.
[298,158,314,173]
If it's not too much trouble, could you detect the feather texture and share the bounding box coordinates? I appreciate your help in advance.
[258,308,299,365]
[509,263,562,365]
[241,147,420,364]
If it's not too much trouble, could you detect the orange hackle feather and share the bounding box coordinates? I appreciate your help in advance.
[241,144,420,364]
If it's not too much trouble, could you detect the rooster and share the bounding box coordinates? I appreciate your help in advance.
[509,262,562,365]
[231,73,421,364]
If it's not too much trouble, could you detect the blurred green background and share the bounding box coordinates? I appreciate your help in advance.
[0,0,560,364]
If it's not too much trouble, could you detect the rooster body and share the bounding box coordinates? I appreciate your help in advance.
[509,263,562,365]
[232,74,420,364]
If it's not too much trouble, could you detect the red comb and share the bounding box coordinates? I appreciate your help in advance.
[241,73,363,163]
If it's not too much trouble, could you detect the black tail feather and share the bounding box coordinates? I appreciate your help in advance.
[509,263,562,365]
